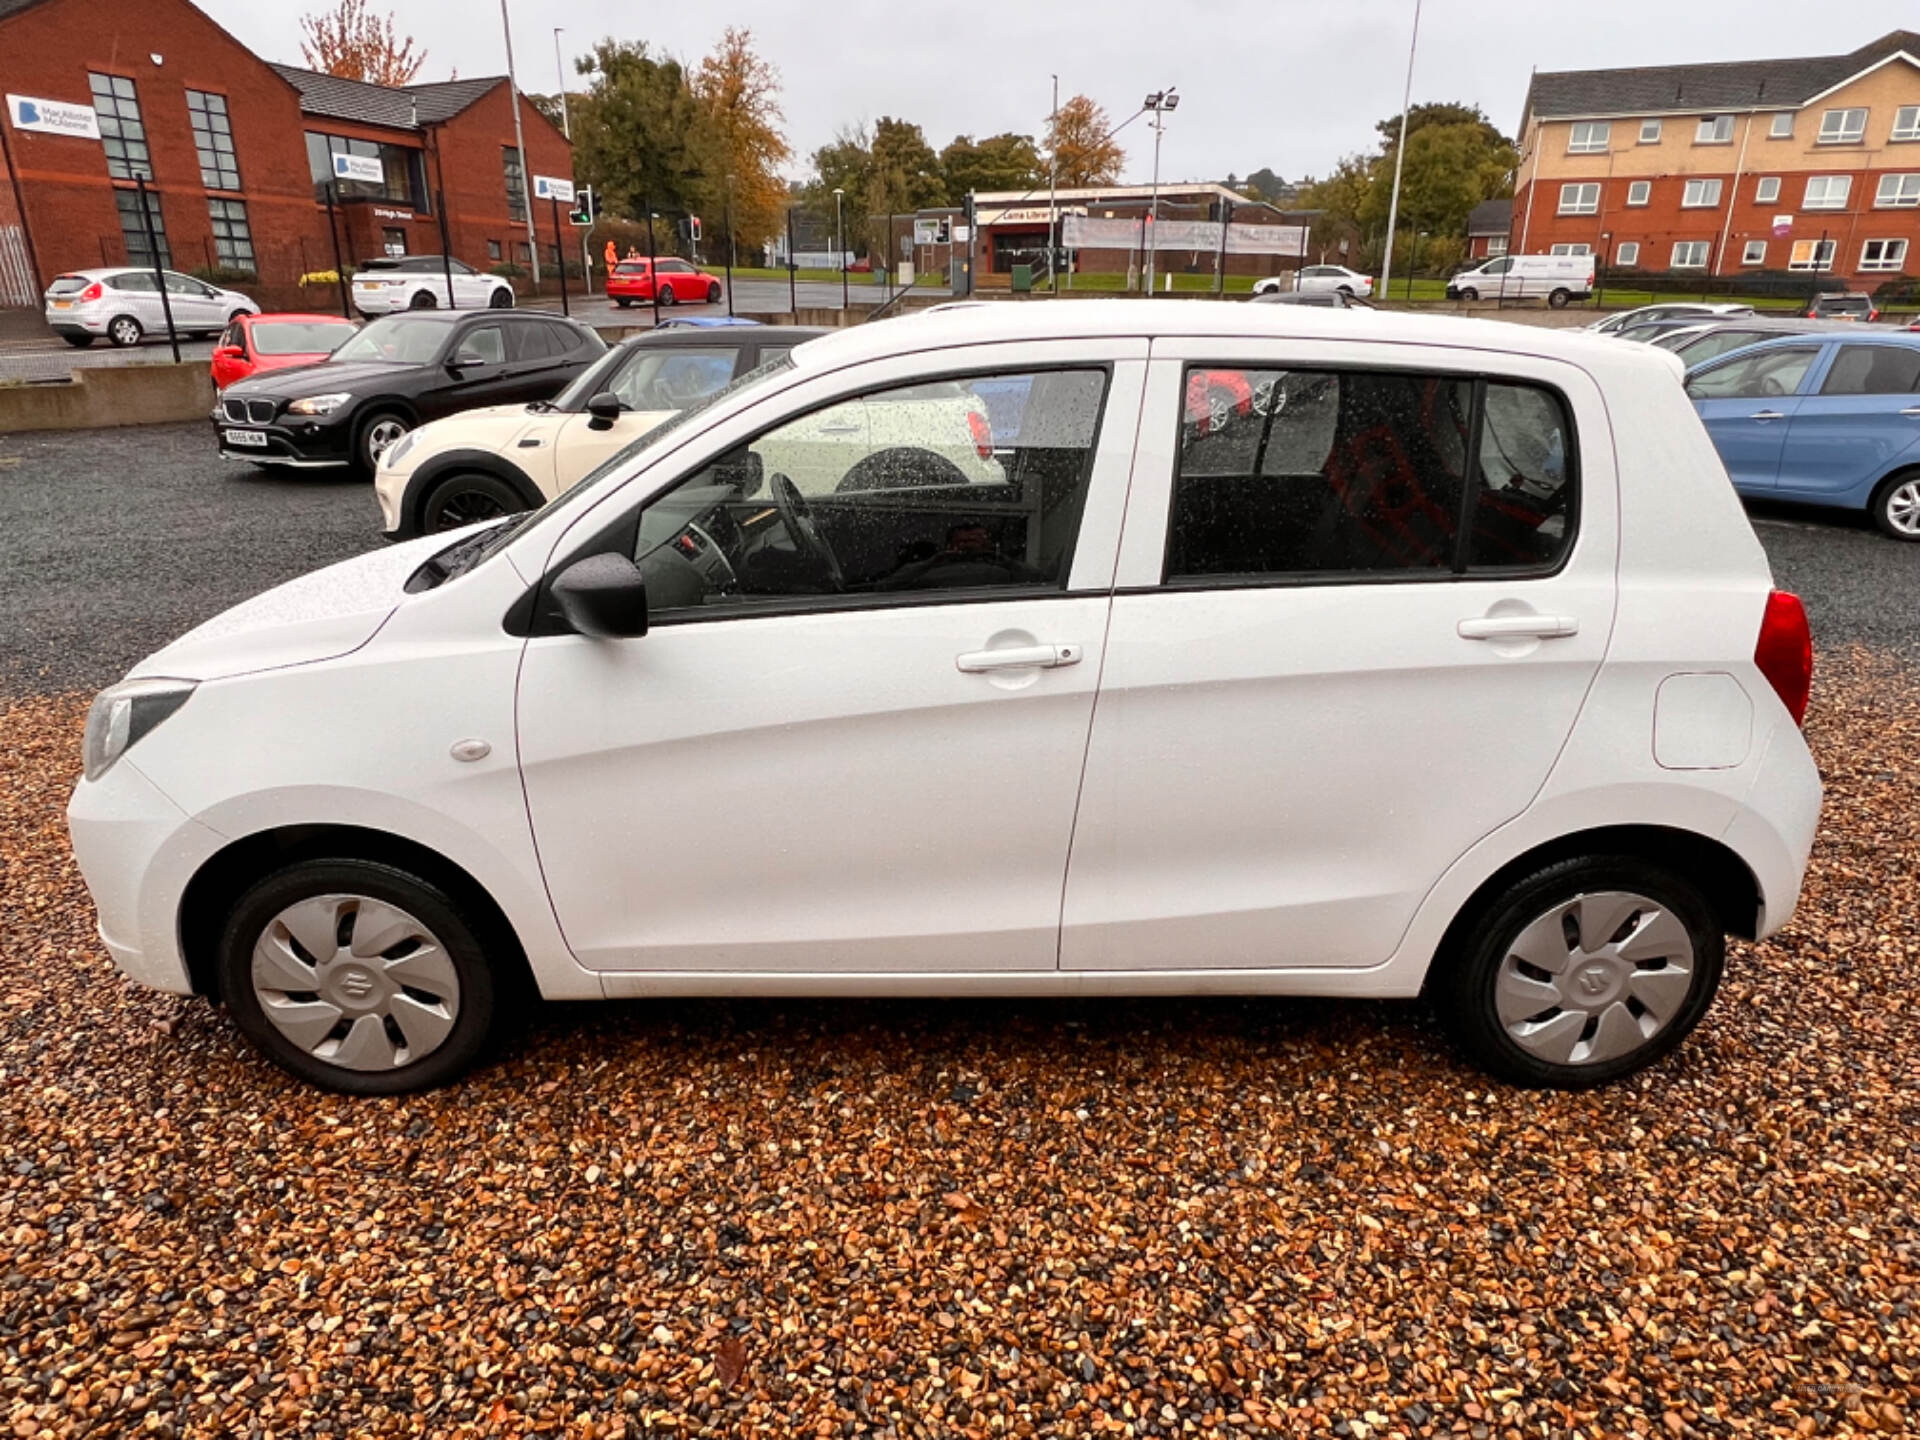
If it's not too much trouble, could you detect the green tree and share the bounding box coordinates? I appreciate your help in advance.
[1359,120,1517,239]
[1373,101,1504,150]
[1296,155,1372,229]
[1243,166,1288,203]
[939,132,1042,198]
[808,116,945,247]
[570,40,710,228]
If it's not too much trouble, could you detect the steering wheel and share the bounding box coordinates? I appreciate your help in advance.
[770,474,843,590]
[682,519,741,594]
[1759,374,1788,397]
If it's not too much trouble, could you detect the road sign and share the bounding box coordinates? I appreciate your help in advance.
[331,152,384,185]
[7,94,99,139]
[533,174,576,204]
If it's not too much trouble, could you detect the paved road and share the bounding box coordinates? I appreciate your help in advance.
[1,422,1914,699]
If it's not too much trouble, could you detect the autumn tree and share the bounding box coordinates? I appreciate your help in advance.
[690,28,790,257]
[569,40,709,233]
[1046,95,1124,187]
[299,0,425,86]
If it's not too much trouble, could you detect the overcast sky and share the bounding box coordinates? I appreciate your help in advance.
[199,1,1917,185]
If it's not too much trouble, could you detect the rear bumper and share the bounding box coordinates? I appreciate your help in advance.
[47,315,108,336]
[1725,720,1824,939]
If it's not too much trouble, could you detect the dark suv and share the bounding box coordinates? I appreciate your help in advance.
[1806,292,1880,322]
[212,310,605,473]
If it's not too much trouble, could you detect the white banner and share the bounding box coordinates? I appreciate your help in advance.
[1227,224,1310,256]
[331,152,384,184]
[1060,216,1309,256]
[533,174,575,203]
[7,94,100,140]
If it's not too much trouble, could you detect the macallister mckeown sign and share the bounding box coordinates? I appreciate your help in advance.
[7,94,102,140]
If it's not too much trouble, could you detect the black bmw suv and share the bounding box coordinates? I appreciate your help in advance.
[212,310,605,473]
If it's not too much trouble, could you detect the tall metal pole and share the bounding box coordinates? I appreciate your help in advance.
[1048,74,1059,295]
[645,201,660,326]
[834,187,847,309]
[786,209,798,317]
[723,175,735,317]
[501,0,540,284]
[1145,110,1163,295]
[550,196,569,316]
[1378,0,1423,300]
[323,180,351,319]
[134,175,180,362]
[552,28,570,139]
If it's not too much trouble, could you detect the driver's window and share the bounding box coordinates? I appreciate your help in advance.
[1685,347,1816,400]
[610,347,740,411]
[1483,258,1512,275]
[630,368,1109,619]
[455,325,505,366]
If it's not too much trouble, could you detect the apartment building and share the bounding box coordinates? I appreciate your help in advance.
[1513,30,1920,286]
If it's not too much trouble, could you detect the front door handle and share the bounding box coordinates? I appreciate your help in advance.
[816,421,863,435]
[1457,614,1580,641]
[1748,409,1786,421]
[956,643,1081,673]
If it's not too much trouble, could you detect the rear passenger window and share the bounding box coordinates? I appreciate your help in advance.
[1819,344,1920,396]
[1167,366,1576,580]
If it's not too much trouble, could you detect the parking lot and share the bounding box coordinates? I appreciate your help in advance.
[2,425,1917,1438]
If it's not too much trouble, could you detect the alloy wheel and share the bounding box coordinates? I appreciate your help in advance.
[364,418,409,465]
[1885,478,1920,537]
[250,893,461,1072]
[1493,890,1696,1068]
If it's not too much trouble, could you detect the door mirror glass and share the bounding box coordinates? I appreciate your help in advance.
[450,325,506,370]
[586,390,623,425]
[552,552,649,638]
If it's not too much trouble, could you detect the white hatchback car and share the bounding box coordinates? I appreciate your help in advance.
[44,267,259,348]
[68,302,1822,1095]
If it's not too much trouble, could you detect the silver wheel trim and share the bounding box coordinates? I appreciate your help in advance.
[1494,890,1695,1067]
[365,418,408,463]
[111,318,140,344]
[251,893,460,1071]
[1886,479,1920,536]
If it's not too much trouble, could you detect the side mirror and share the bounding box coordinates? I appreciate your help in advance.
[214,345,244,360]
[551,552,648,638]
[585,390,622,428]
[448,348,489,371]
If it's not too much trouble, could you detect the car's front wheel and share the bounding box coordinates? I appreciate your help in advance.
[421,470,529,531]
[1456,287,1479,302]
[706,282,722,304]
[1429,857,1723,1088]
[356,410,411,472]
[1870,470,1920,540]
[218,858,505,1094]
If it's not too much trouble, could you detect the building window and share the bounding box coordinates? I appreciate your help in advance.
[1803,175,1851,210]
[1696,115,1734,145]
[1769,111,1795,139]
[1567,122,1610,154]
[1548,243,1591,256]
[1895,106,1920,142]
[1558,182,1600,215]
[1755,176,1781,204]
[1485,236,1508,257]
[1861,238,1909,273]
[1682,179,1724,208]
[513,241,530,263]
[382,227,407,258]
[1875,173,1920,207]
[206,197,254,273]
[503,146,528,223]
[114,188,169,267]
[1638,118,1662,144]
[1817,108,1868,144]
[304,132,428,210]
[1626,180,1651,206]
[1742,240,1767,266]
[487,238,502,261]
[1789,238,1836,271]
[1671,240,1710,269]
[1614,241,1641,266]
[89,73,152,180]
[185,90,240,190]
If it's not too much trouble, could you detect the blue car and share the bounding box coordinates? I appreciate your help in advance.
[1686,331,1920,539]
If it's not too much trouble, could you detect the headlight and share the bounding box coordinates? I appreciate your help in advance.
[83,678,196,783]
[287,392,352,416]
[380,430,419,469]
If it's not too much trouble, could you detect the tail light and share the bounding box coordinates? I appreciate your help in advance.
[967,410,993,459]
[1754,589,1813,725]
[79,282,103,301]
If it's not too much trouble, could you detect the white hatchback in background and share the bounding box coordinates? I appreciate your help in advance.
[1257,265,1374,299]
[351,255,515,315]
[68,301,1821,1096]
[44,268,259,348]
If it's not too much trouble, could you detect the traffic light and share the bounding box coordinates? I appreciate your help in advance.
[689,215,702,242]
[567,186,599,226]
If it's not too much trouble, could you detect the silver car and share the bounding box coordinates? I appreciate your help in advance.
[44,267,259,349]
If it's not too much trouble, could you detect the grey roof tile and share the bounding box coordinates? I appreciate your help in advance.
[268,63,504,130]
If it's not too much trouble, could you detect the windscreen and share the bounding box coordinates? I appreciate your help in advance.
[251,321,356,356]
[329,316,446,365]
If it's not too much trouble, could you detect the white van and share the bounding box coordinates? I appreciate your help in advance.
[1447,254,1596,307]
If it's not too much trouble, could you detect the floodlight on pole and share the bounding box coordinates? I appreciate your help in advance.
[1142,87,1177,296]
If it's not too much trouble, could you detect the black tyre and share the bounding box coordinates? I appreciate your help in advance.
[614,297,633,309]
[658,283,677,307]
[1428,857,1724,1089]
[228,308,250,325]
[354,410,411,473]
[1869,470,1920,541]
[706,282,723,303]
[107,314,143,347]
[488,286,514,309]
[408,289,437,310]
[217,858,506,1094]
[1457,287,1478,302]
[1336,285,1354,297]
[421,470,529,531]
[1548,288,1571,309]
[62,333,94,349]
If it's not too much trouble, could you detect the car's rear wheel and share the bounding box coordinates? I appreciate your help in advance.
[658,283,677,306]
[1429,857,1723,1088]
[218,858,503,1094]
[1870,471,1920,540]
[706,282,722,304]
[614,297,632,309]
[488,286,513,309]
[107,315,143,347]
[228,308,250,325]
[1548,288,1571,309]
[1336,285,1354,297]
[355,410,411,472]
[62,333,94,349]
[408,289,436,310]
[421,470,528,531]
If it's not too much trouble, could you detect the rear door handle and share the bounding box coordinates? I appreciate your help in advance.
[1900,406,1920,418]
[1748,410,1786,421]
[1457,615,1580,641]
[956,643,1082,672]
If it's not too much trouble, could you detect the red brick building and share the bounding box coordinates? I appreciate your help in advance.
[0,0,571,310]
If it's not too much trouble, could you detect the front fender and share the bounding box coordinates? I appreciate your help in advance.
[398,449,545,536]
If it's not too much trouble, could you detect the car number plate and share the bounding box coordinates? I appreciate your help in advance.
[50,299,73,309]
[223,428,268,448]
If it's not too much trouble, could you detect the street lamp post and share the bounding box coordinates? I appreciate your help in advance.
[1142,88,1178,297]
[499,0,540,285]
[833,187,847,310]
[552,28,570,139]
[1048,74,1059,295]
[1378,0,1423,300]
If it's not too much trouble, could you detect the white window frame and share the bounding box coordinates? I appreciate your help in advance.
[1671,241,1711,269]
[1696,115,1734,144]
[1557,182,1600,215]
[1755,176,1781,203]
[1741,239,1767,266]
[1788,239,1836,272]
[1803,175,1851,210]
[1567,121,1610,154]
[1769,111,1795,139]
[1548,243,1591,256]
[1895,106,1920,142]
[1626,180,1651,207]
[1874,173,1920,208]
[1614,241,1640,266]
[1817,108,1868,145]
[1860,238,1908,273]
[1485,236,1509,257]
[1681,178,1724,209]
[1638,118,1662,144]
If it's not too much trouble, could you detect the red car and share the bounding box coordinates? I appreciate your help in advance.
[605,257,724,308]
[212,312,358,390]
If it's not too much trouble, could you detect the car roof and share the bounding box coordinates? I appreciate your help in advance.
[613,324,826,350]
[244,312,358,324]
[1687,329,1920,370]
